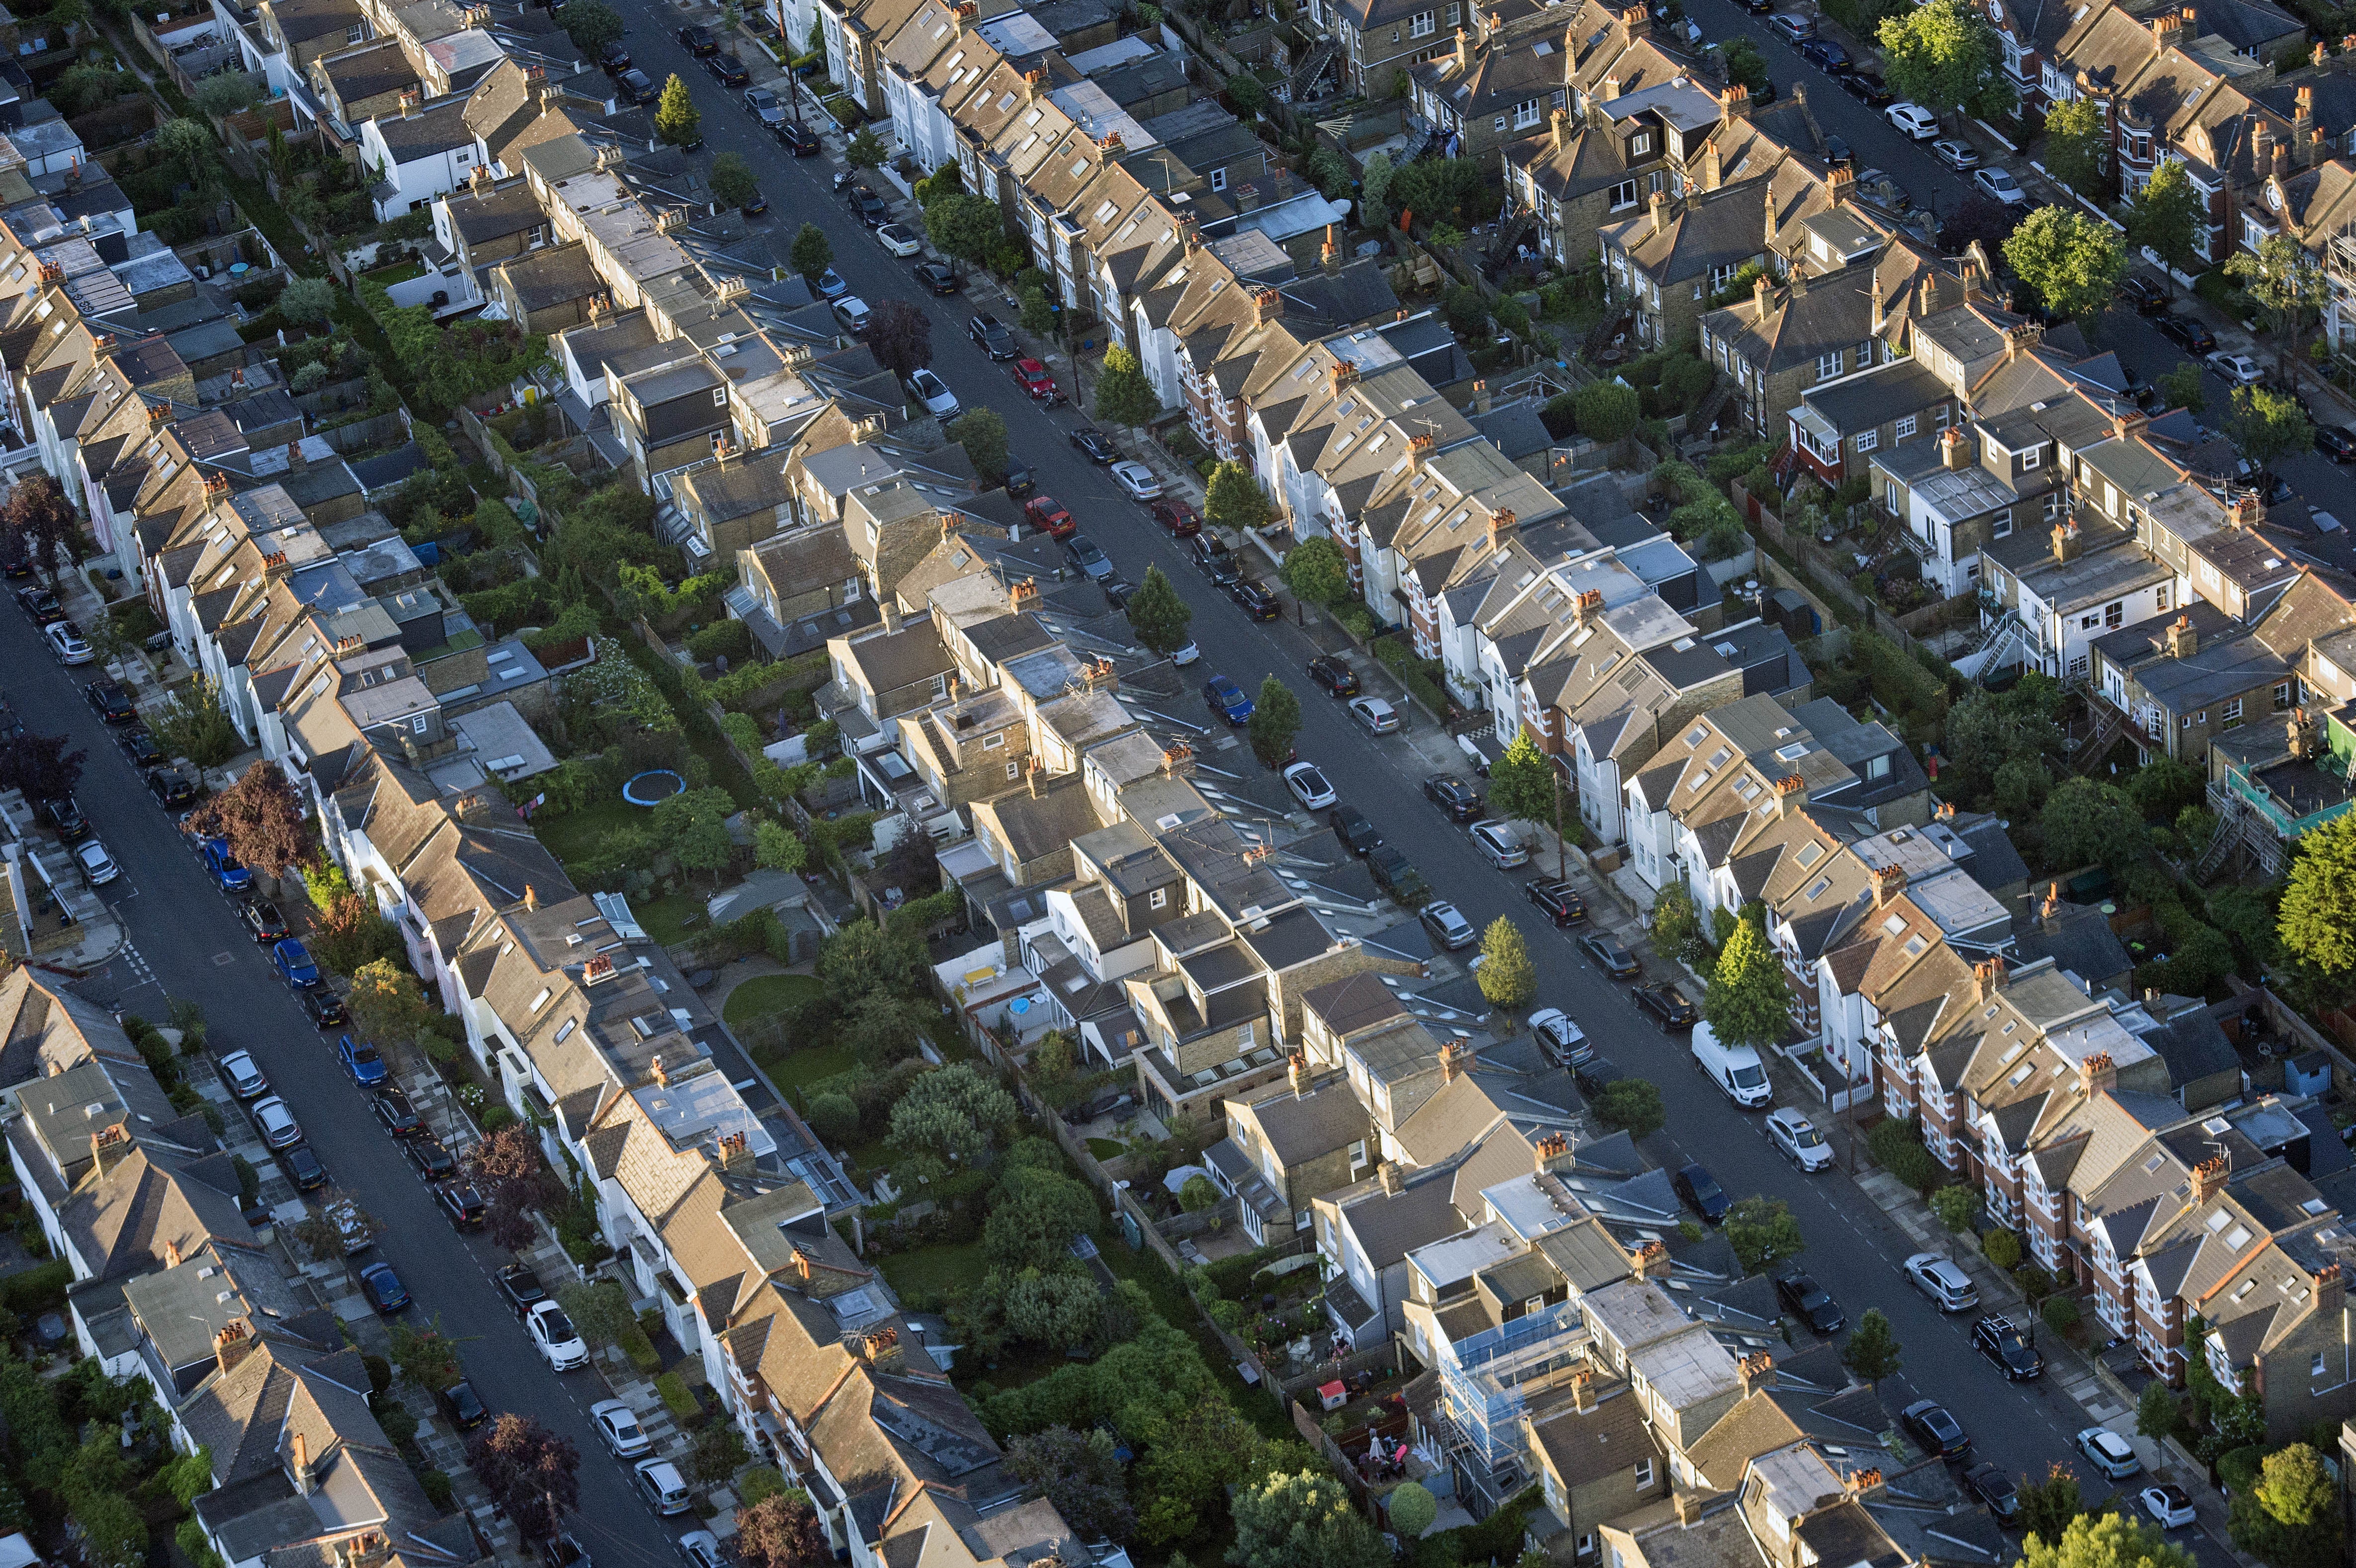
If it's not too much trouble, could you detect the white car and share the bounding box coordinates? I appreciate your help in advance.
[252,1095,302,1150]
[2207,350,2265,384]
[2076,1426,2142,1481]
[1902,1250,1979,1312]
[1971,166,2027,206]
[1169,638,1200,666]
[44,621,92,664]
[219,1049,268,1099]
[678,1533,724,1568]
[2139,1484,2195,1530]
[1886,102,1939,139]
[1110,460,1162,500]
[1284,761,1338,810]
[590,1398,652,1458]
[1766,1106,1833,1171]
[1528,1007,1591,1067]
[527,1300,590,1371]
[75,839,119,885]
[1468,819,1528,868]
[1930,137,1980,170]
[1349,696,1401,735]
[905,368,958,419]
[877,223,922,257]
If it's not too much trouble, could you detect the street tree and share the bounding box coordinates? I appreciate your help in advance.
[346,959,432,1050]
[2041,97,2108,202]
[845,128,887,169]
[472,1123,559,1250]
[291,1191,375,1263]
[2016,1465,2088,1546]
[889,1064,1017,1183]
[559,0,622,47]
[1705,914,1791,1050]
[1592,1079,1665,1138]
[951,407,1007,484]
[1930,1185,1977,1233]
[0,731,83,804]
[2135,1380,2183,1443]
[2228,233,2331,372]
[1842,1308,1903,1389]
[1125,565,1192,655]
[1249,675,1302,768]
[2227,384,2314,473]
[735,1493,831,1568]
[1094,344,1157,436]
[2235,1443,2344,1568]
[1878,0,2013,118]
[2027,1506,2192,1568]
[790,222,833,280]
[1477,917,1535,1015]
[2040,777,2149,875]
[1204,461,1272,535]
[1277,536,1350,607]
[2126,159,2203,288]
[2281,812,2356,973]
[1005,1426,1134,1543]
[280,276,337,327]
[1018,283,1056,338]
[3,475,78,585]
[1231,1471,1386,1568]
[189,759,313,877]
[654,75,700,146]
[869,299,933,385]
[925,192,1001,263]
[2003,207,2128,324]
[149,676,254,769]
[466,1415,580,1543]
[390,1319,464,1391]
[690,1424,749,1487]
[1649,882,1711,966]
[2159,361,2206,415]
[1724,1195,1804,1274]
[708,154,759,211]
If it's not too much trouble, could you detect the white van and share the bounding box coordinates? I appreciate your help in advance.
[1691,1021,1772,1108]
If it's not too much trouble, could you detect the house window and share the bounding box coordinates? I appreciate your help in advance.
[2022,448,2042,470]
[2276,681,2293,710]
[1495,115,1508,132]
[2315,1352,2330,1377]
[2223,698,2244,726]
[1607,180,1638,210]
[1006,760,1019,779]
[1817,352,1841,379]
[1629,130,1652,156]
[410,717,428,734]
[2106,599,2124,629]
[1854,429,1877,453]
[1348,1139,1368,1172]
[1993,510,2013,538]
[711,387,727,407]
[1514,98,1542,127]
[2156,584,2169,611]
[1150,888,1168,908]
[1409,9,1435,34]
[1634,1459,1655,1487]
[346,21,366,40]
[1896,414,1917,439]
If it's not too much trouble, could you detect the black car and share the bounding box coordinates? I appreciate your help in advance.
[281,1144,328,1191]
[706,51,749,85]
[968,314,1017,359]
[738,188,769,216]
[1070,426,1118,463]
[406,1138,459,1181]
[438,1379,489,1430]
[1329,805,1381,855]
[1062,1091,1134,1125]
[1192,534,1241,586]
[2156,313,2216,353]
[1578,932,1641,979]
[1674,1162,1729,1223]
[1423,774,1482,822]
[597,40,629,71]
[1573,1057,1622,1097]
[1963,1463,2020,1525]
[1525,879,1587,927]
[914,260,960,294]
[116,727,163,767]
[2118,275,2168,314]
[84,679,136,724]
[1970,1314,2044,1379]
[779,120,822,156]
[1821,132,1851,165]
[1739,0,1770,11]
[1752,77,1777,103]
[1634,982,1698,1030]
[1230,580,1281,621]
[1838,71,1894,106]
[1367,846,1430,906]
[298,986,348,1029]
[1003,462,1035,498]
[146,767,197,807]
[2319,424,2356,462]
[43,797,88,843]
[677,22,717,51]
[372,1086,422,1137]
[497,1264,548,1318]
[15,585,61,623]
[1902,1400,1972,1459]
[846,186,889,226]
[438,1181,489,1231]
[615,68,656,104]
[1307,655,1358,696]
[1797,37,1848,70]
[240,898,290,943]
[1775,1271,1846,1334]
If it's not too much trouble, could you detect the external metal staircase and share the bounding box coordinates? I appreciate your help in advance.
[2071,699,2130,772]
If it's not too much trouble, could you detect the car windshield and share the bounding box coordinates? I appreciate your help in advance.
[1791,1125,1823,1147]
[1731,1065,1767,1087]
[544,1310,576,1339]
[1690,1173,1722,1201]
[350,1042,380,1063]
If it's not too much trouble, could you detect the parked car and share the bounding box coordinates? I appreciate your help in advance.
[2138,1485,2195,1530]
[240,899,290,943]
[633,1459,692,1515]
[2075,1427,2141,1480]
[373,1086,423,1137]
[1528,1008,1590,1067]
[877,223,922,257]
[615,68,656,103]
[1838,71,1894,105]
[1971,166,2027,205]
[219,1050,268,1099]
[678,1534,723,1568]
[2156,314,2216,353]
[543,1535,589,1568]
[592,1400,652,1458]
[46,621,93,664]
[281,1144,328,1190]
[84,679,135,724]
[43,796,87,842]
[813,266,848,299]
[1230,580,1281,621]
[1419,900,1476,950]
[1023,495,1075,538]
[967,314,1017,358]
[1329,805,1381,855]
[202,837,251,893]
[116,727,163,767]
[845,187,889,226]
[2318,424,2356,462]
[298,986,348,1029]
[1965,1464,2020,1526]
[1305,656,1358,696]
[1002,462,1034,499]
[529,1301,590,1371]
[146,767,197,807]
[1930,137,1980,169]
[1064,534,1114,581]
[1767,11,1811,39]
[325,1196,371,1254]
[1111,461,1161,500]
[337,1034,387,1086]
[496,1264,548,1318]
[1852,167,1909,209]
[1774,1271,1846,1334]
[1577,932,1640,979]
[1150,498,1201,536]
[832,297,871,336]
[1902,1400,1971,1459]
[779,121,821,156]
[406,1138,459,1181]
[596,40,630,71]
[437,1181,487,1231]
[1070,426,1118,463]
[1765,1106,1833,1170]
[2118,274,2169,314]
[1348,696,1401,735]
[1469,819,1528,868]
[1820,131,1851,164]
[1887,102,1940,139]
[905,368,958,418]
[676,23,716,50]
[1203,675,1254,725]
[1422,774,1482,822]
[2207,349,2265,384]
[1192,534,1241,585]
[1010,357,1059,400]
[253,1096,302,1149]
[75,839,120,885]
[1797,37,1847,69]
[1525,879,1586,926]
[1284,762,1338,810]
[358,1261,411,1315]
[1673,1162,1729,1224]
[914,260,959,293]
[14,584,61,622]
[1693,1028,1771,1106]
[272,938,321,989]
[1367,847,1430,906]
[1903,1251,1979,1311]
[1633,982,1697,1029]
[1971,1314,2044,1380]
[705,51,749,85]
[438,1379,488,1430]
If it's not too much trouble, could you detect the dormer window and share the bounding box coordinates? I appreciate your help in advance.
[1629,130,1652,157]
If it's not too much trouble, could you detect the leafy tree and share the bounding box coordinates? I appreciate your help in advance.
[2280,812,2356,973]
[1226,70,1270,115]
[1005,1427,1133,1542]
[995,1268,1102,1344]
[2159,361,2205,415]
[1724,1195,1803,1274]
[156,117,220,198]
[754,821,806,874]
[1939,192,2021,255]
[889,1063,1017,1182]
[926,191,1001,262]
[2004,208,2128,324]
[1930,1185,1976,1233]
[1019,283,1056,337]
[2135,1380,2182,1443]
[845,128,887,169]
[709,153,760,210]
[3,474,77,585]
[870,299,933,385]
[1648,881,1710,966]
[1277,536,1349,607]
[560,0,623,49]
[468,1416,580,1542]
[1388,157,1499,231]
[2226,384,2313,474]
[2041,777,2148,876]
[654,75,701,146]
[1878,0,2013,119]
[2017,1464,2088,1546]
[1477,916,1535,1013]
[2126,159,2202,287]
[1094,344,1157,433]
[952,407,1008,485]
[790,222,833,280]
[2228,234,2330,373]
[191,71,260,117]
[391,1318,464,1390]
[71,1493,144,1568]
[556,1280,638,1350]
[1178,1172,1219,1213]
[817,918,927,1006]
[280,275,337,326]
[689,1422,748,1486]
[291,1190,374,1262]
[1575,380,1640,440]
[0,730,84,804]
[1387,1482,1437,1539]
[1983,1228,2023,1269]
[190,759,314,877]
[2233,1444,2344,1568]
[1592,1079,1664,1138]
[1205,461,1271,535]
[2126,756,2205,822]
[1359,151,1395,227]
[1249,675,1302,769]
[736,1493,830,1568]
[982,1165,1099,1273]
[1231,1471,1385,1568]
[1721,37,1770,95]
[473,1123,559,1249]
[1842,1308,1903,1389]
[1127,565,1192,656]
[2042,97,2108,202]
[346,958,432,1049]
[649,784,735,886]
[1705,914,1790,1050]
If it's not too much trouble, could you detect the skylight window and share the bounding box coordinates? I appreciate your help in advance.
[1882,914,1907,935]
[1796,843,1824,867]
[1805,876,1831,900]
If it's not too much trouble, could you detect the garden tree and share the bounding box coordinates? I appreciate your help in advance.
[190,70,258,117]
[2209,882,2282,968]
[1724,1195,1804,1274]
[1575,379,1640,440]
[1248,675,1303,768]
[1477,917,1536,1015]
[1994,755,2050,816]
[753,820,807,874]
[156,117,221,197]
[280,275,337,326]
[654,75,701,146]
[1841,1308,1903,1389]
[2135,1380,2182,1442]
[2226,384,2314,473]
[2233,1444,2344,1568]
[1388,157,1499,231]
[2126,159,2203,287]
[1592,1079,1665,1138]
[982,1165,1099,1272]
[555,1280,638,1351]
[1231,1471,1386,1568]
[559,0,623,49]
[189,759,313,877]
[1387,1484,1438,1540]
[2041,96,2109,201]
[345,959,433,1051]
[690,1423,749,1486]
[845,129,888,169]
[2228,233,2331,372]
[1006,1427,1133,1541]
[2003,208,2128,324]
[467,1415,581,1543]
[951,407,1008,484]
[2041,777,2149,875]
[1094,345,1157,433]
[472,1123,560,1250]
[818,918,928,1007]
[2016,1465,2089,1546]
[1705,915,1791,1050]
[1277,535,1350,606]
[3,474,78,585]
[889,1063,1018,1182]
[71,1493,142,1568]
[1225,69,1270,115]
[1878,0,2013,118]
[708,153,760,211]
[1721,37,1771,96]
[1938,192,2021,254]
[1205,460,1273,535]
[1930,1184,1977,1232]
[1649,882,1710,966]
[2159,361,2206,415]
[1178,1172,1220,1213]
[735,1493,831,1568]
[2278,812,2356,972]
[789,222,833,280]
[926,192,1004,263]
[1358,151,1395,225]
[1126,565,1193,655]
[869,299,934,385]
[2126,756,2206,822]
[1018,284,1056,337]
[993,1267,1103,1344]
[651,785,737,886]
[0,731,84,804]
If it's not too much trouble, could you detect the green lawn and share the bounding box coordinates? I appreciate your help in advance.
[534,797,641,863]
[877,1242,984,1304]
[755,1039,860,1105]
[723,973,824,1028]
[1087,1138,1125,1161]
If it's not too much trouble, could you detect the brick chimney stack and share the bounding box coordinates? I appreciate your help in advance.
[215,1319,256,1377]
[1738,1351,1775,1396]
[2189,1154,2231,1205]
[2078,1050,2117,1098]
[2167,613,2198,659]
[1289,1051,1311,1099]
[1871,863,1905,909]
[1973,956,2009,1001]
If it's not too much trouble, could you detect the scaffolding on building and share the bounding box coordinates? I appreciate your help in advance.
[1433,1301,1589,1479]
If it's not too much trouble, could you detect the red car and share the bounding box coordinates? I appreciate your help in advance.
[1024,495,1077,539]
[1010,357,1062,403]
[1151,499,1201,537]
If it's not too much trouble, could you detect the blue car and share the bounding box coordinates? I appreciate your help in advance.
[358,1261,411,1315]
[337,1034,387,1086]
[1203,675,1255,726]
[201,836,252,892]
[272,938,320,989]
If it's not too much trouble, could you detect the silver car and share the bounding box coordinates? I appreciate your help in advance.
[1469,819,1528,868]
[1348,696,1401,735]
[1903,1251,1979,1312]
[905,368,958,418]
[75,839,120,884]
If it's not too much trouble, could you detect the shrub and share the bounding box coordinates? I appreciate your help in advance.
[377,1404,419,1447]
[418,1470,454,1510]
[655,1372,700,1420]
[687,619,754,664]
[1864,1117,1939,1193]
[2042,1295,2082,1334]
[1982,1229,2023,1270]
